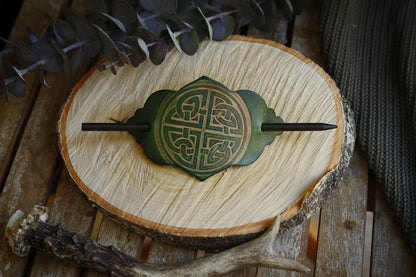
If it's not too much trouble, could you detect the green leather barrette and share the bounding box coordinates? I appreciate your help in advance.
[82,76,336,180]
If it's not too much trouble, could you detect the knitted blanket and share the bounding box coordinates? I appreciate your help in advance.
[320,0,416,252]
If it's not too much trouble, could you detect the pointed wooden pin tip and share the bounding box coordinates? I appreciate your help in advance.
[260,123,337,132]
[82,122,337,132]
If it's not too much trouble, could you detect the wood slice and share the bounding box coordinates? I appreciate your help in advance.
[58,36,354,250]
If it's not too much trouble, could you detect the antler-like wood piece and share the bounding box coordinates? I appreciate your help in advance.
[6,205,310,276]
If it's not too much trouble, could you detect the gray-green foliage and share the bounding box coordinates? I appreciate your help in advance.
[0,0,298,98]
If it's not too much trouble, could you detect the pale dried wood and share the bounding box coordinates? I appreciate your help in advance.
[255,1,326,275]
[371,187,416,276]
[314,149,368,276]
[0,0,68,186]
[242,15,291,277]
[60,36,347,249]
[0,51,89,277]
[29,169,96,277]
[256,220,309,277]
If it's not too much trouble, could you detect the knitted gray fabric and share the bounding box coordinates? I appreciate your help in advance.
[320,0,416,252]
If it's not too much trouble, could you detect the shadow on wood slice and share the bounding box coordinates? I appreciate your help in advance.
[58,36,355,250]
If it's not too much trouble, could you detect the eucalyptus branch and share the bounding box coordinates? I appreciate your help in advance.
[0,0,298,98]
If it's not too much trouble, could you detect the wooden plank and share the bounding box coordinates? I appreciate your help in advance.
[371,187,416,276]
[29,169,96,276]
[256,220,310,277]
[314,150,368,276]
[0,40,89,277]
[84,215,145,277]
[290,0,326,68]
[0,0,69,187]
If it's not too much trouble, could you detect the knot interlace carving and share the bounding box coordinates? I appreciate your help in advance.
[155,86,251,178]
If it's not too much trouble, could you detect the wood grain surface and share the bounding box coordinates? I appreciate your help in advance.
[315,150,368,276]
[59,36,345,248]
[1,0,415,276]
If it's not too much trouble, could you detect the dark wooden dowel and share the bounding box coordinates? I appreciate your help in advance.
[82,123,151,132]
[82,122,336,133]
[261,123,337,132]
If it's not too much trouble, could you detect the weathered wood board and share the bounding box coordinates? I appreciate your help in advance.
[371,187,416,276]
[315,150,368,276]
[4,1,415,276]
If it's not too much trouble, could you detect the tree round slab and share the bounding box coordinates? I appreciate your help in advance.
[59,36,354,250]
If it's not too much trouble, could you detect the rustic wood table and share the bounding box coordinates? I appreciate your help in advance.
[1,0,415,276]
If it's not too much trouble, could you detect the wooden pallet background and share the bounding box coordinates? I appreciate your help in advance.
[0,0,415,276]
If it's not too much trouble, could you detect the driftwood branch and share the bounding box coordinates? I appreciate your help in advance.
[5,205,309,276]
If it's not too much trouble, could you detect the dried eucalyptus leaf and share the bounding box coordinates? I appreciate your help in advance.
[197,7,213,40]
[178,29,199,55]
[27,27,40,44]
[109,64,117,75]
[118,51,130,64]
[250,0,265,25]
[197,2,222,14]
[39,71,50,88]
[252,0,278,33]
[90,0,109,13]
[76,18,98,40]
[139,11,166,35]
[128,53,145,67]
[123,37,147,67]
[276,0,294,21]
[137,13,148,29]
[139,0,177,15]
[54,19,77,44]
[93,24,119,62]
[5,66,26,97]
[100,12,127,33]
[50,39,70,76]
[17,42,38,67]
[179,7,208,41]
[158,29,175,51]
[138,28,167,65]
[166,24,182,54]
[110,48,126,66]
[169,13,192,29]
[31,38,63,73]
[137,37,150,60]
[62,6,78,27]
[109,29,127,44]
[149,41,167,65]
[211,14,234,41]
[213,0,252,26]
[97,64,106,71]
[70,47,83,72]
[0,37,16,47]
[75,18,101,57]
[7,78,26,97]
[112,0,138,26]
[118,41,133,51]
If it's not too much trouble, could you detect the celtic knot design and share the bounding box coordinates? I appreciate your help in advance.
[155,84,251,179]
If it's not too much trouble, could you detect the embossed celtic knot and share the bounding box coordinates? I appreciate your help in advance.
[124,76,282,181]
[155,85,252,180]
